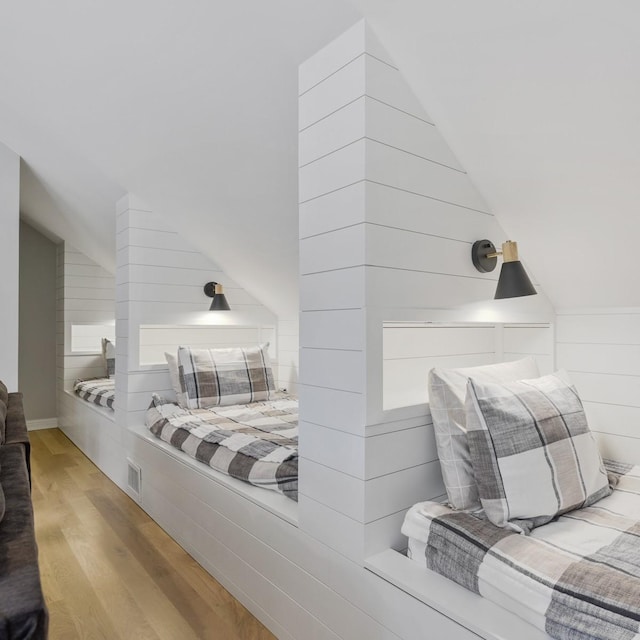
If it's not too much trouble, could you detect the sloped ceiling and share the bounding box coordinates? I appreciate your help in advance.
[349,0,640,310]
[3,1,639,316]
[0,0,360,317]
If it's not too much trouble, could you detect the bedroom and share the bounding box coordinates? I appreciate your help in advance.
[2,2,640,639]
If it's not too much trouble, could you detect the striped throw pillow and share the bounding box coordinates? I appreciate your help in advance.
[465,371,611,533]
[177,344,275,409]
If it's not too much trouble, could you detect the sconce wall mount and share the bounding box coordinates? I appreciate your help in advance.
[472,239,537,300]
[204,281,231,311]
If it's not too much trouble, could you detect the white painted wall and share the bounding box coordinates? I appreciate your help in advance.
[557,308,640,464]
[19,221,57,420]
[298,20,554,563]
[0,142,20,389]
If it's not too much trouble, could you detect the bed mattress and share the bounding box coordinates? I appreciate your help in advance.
[73,378,115,410]
[402,460,640,640]
[145,394,298,500]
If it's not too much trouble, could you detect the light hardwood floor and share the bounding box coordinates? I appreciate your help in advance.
[30,428,277,640]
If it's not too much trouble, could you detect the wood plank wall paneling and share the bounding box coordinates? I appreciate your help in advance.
[115,195,278,434]
[298,21,554,561]
[556,309,640,463]
[56,244,115,393]
[138,325,275,366]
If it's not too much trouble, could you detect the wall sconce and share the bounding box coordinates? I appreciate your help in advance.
[204,281,231,310]
[472,240,537,299]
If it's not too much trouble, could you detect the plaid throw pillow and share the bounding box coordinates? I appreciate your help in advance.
[177,343,275,409]
[465,372,611,533]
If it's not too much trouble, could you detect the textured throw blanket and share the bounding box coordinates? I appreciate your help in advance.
[74,378,115,410]
[402,460,640,640]
[146,394,298,500]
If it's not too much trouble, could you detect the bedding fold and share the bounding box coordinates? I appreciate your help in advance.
[73,378,115,410]
[402,460,640,640]
[146,393,298,500]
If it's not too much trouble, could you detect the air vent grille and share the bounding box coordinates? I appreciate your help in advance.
[127,459,142,501]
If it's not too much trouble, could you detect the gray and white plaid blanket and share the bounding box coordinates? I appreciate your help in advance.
[74,377,115,410]
[402,460,640,640]
[146,394,298,500]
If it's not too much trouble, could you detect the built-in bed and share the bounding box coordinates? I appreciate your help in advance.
[392,353,639,640]
[73,377,115,410]
[146,393,298,500]
[144,343,299,501]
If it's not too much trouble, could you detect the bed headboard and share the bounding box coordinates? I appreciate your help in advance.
[139,324,276,365]
[383,322,554,411]
[121,324,278,421]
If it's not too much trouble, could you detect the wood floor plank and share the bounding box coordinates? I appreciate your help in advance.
[39,527,121,639]
[63,492,200,640]
[137,520,276,640]
[87,489,238,639]
[31,429,276,640]
[61,520,162,640]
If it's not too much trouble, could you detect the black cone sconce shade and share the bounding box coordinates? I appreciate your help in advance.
[472,240,537,300]
[204,282,231,311]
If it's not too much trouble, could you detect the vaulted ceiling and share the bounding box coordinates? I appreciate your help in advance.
[3,1,639,316]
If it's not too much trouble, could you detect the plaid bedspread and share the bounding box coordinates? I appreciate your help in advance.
[74,378,115,410]
[146,394,298,500]
[402,460,640,640]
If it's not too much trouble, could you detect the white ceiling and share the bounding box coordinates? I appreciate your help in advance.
[3,1,639,315]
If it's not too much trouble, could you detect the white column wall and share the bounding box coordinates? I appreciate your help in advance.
[298,20,554,561]
[0,142,20,389]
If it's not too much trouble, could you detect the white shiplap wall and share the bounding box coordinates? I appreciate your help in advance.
[115,195,278,429]
[298,20,554,562]
[383,323,554,411]
[557,308,640,463]
[56,243,115,392]
[55,242,123,481]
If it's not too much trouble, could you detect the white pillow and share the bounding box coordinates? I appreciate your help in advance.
[164,352,187,408]
[428,356,540,510]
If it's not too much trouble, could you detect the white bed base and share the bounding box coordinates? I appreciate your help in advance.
[57,390,126,487]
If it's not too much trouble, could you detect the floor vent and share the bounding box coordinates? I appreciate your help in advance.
[127,459,142,501]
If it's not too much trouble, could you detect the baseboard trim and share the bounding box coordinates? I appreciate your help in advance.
[27,418,58,431]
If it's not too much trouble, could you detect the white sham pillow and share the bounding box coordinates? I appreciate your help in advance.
[165,352,187,408]
[428,356,540,510]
